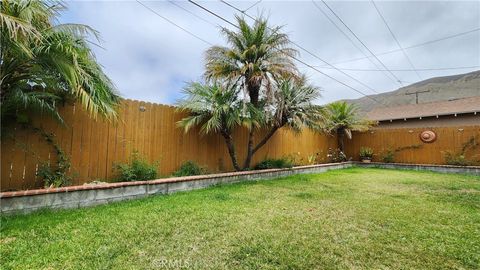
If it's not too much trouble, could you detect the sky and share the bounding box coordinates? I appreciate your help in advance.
[59,0,480,105]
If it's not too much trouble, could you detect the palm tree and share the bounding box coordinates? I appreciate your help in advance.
[249,76,323,160]
[177,76,321,171]
[321,101,373,152]
[1,0,120,128]
[177,82,259,171]
[204,16,299,169]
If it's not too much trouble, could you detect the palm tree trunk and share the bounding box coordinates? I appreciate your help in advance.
[338,130,345,153]
[242,128,255,170]
[252,125,280,154]
[221,130,241,171]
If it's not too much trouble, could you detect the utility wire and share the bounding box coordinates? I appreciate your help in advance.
[188,0,237,28]
[371,0,422,80]
[311,0,399,84]
[219,0,384,96]
[313,65,480,72]
[193,0,386,105]
[168,0,218,27]
[320,0,404,86]
[321,27,480,67]
[136,0,213,45]
[244,0,262,12]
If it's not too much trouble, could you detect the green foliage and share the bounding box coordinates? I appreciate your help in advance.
[327,148,347,163]
[380,144,423,163]
[359,147,374,159]
[381,149,395,163]
[321,101,374,137]
[172,161,206,177]
[1,0,120,127]
[35,131,72,188]
[254,158,293,170]
[115,152,158,181]
[443,136,479,166]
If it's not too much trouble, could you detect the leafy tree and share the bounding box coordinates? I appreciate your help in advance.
[321,101,373,152]
[0,0,120,127]
[204,16,302,169]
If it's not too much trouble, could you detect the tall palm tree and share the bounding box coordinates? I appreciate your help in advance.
[1,0,120,128]
[321,101,373,152]
[177,82,259,171]
[204,16,298,169]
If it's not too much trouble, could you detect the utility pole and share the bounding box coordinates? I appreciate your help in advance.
[405,89,430,104]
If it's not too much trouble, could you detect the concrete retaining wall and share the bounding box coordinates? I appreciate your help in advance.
[2,162,478,215]
[0,162,352,215]
[355,162,480,175]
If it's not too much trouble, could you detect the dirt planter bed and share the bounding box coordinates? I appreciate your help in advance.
[2,162,478,215]
[0,162,352,214]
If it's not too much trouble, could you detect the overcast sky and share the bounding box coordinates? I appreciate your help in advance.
[60,0,480,105]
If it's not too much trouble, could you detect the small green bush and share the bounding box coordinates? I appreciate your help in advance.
[115,152,158,181]
[443,152,475,166]
[443,136,479,166]
[254,158,293,170]
[381,149,395,163]
[173,161,206,177]
[359,147,374,159]
[37,162,72,188]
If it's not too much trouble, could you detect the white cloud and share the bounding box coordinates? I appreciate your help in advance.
[60,0,480,105]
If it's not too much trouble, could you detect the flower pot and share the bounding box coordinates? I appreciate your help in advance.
[361,158,372,163]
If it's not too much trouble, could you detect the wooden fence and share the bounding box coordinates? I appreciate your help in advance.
[344,126,480,164]
[1,99,337,191]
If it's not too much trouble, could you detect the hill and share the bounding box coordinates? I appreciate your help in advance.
[344,70,480,113]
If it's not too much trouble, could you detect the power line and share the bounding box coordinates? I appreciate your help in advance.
[188,0,237,28]
[321,28,480,67]
[194,0,386,105]
[371,0,422,80]
[136,0,212,46]
[311,0,399,85]
[244,0,263,12]
[320,0,404,86]
[219,0,384,96]
[312,65,480,72]
[168,0,218,27]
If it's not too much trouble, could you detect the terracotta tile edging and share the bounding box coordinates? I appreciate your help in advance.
[0,162,350,198]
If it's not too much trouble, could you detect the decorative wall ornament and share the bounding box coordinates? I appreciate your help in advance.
[420,130,437,143]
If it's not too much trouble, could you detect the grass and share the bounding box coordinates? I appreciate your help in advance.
[1,168,479,269]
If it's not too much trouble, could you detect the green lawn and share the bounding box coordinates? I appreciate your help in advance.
[1,168,479,269]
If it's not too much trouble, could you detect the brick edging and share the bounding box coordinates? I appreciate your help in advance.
[0,162,350,198]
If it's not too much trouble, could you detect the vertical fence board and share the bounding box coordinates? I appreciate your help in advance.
[3,99,478,191]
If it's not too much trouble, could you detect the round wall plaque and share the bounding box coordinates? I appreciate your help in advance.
[420,130,437,143]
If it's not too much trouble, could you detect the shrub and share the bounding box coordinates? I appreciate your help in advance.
[36,132,72,188]
[37,162,72,188]
[443,136,479,166]
[327,148,346,163]
[173,161,206,177]
[359,147,374,159]
[115,152,158,181]
[380,149,395,163]
[254,158,293,170]
[443,151,476,166]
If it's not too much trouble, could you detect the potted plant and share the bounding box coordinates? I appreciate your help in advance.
[359,147,374,163]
